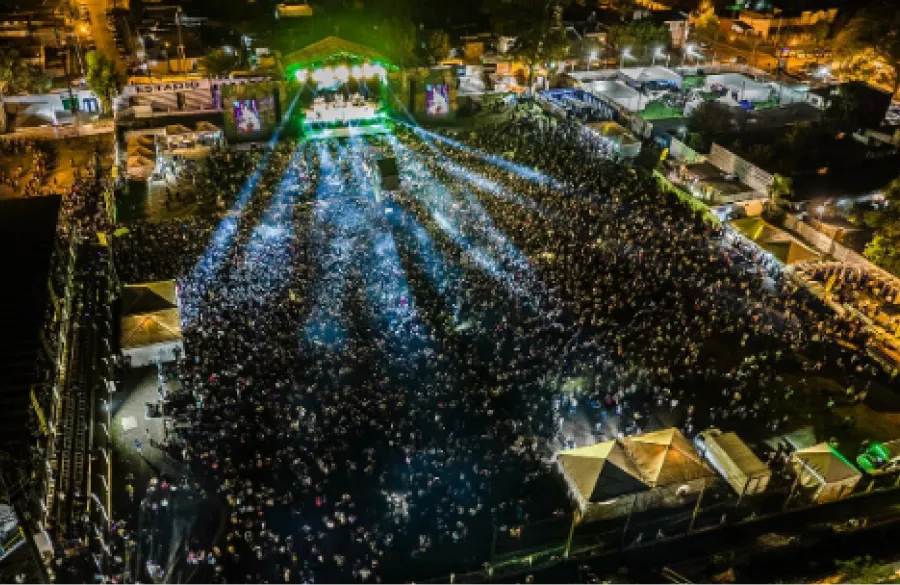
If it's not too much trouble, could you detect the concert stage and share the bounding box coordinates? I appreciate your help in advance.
[304,96,381,125]
[303,122,391,140]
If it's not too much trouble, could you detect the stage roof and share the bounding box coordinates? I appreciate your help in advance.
[283,36,391,69]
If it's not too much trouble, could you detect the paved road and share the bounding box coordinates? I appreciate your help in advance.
[82,0,125,73]
[0,122,114,141]
[689,31,820,74]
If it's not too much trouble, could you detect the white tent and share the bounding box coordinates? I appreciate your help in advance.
[792,443,862,503]
[586,80,642,111]
[715,93,742,108]
[705,73,772,103]
[120,281,184,367]
[618,66,682,88]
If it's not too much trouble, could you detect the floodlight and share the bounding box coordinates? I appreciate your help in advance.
[312,67,335,86]
[334,65,350,83]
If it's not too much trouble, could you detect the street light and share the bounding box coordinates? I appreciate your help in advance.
[620,47,633,69]
[682,43,696,66]
[653,46,670,67]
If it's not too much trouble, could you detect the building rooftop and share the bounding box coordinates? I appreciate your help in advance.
[0,196,60,454]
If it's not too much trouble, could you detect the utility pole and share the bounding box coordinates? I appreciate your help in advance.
[564,509,580,558]
[687,482,706,533]
[620,497,637,548]
[61,32,81,136]
[712,22,721,64]
[176,7,186,74]
[782,471,801,511]
[750,35,761,69]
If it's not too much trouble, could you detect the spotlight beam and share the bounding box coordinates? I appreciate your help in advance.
[384,134,540,303]
[186,90,303,317]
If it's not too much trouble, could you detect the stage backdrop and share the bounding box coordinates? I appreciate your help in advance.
[221,82,289,142]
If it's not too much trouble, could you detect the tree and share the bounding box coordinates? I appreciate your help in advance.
[687,101,732,138]
[26,66,52,94]
[834,0,900,96]
[863,178,900,276]
[380,17,418,67]
[424,30,450,65]
[85,51,119,114]
[201,49,240,77]
[684,131,710,153]
[835,556,899,584]
[744,143,776,168]
[695,0,718,35]
[483,0,571,88]
[0,49,37,98]
[767,173,792,206]
[608,19,670,62]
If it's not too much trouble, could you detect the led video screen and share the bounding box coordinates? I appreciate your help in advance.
[426,83,450,116]
[233,99,262,134]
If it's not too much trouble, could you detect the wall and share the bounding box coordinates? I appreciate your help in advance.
[710,188,759,204]
[781,212,896,278]
[669,136,702,163]
[707,143,774,194]
[584,478,709,521]
[666,20,690,49]
[124,341,183,368]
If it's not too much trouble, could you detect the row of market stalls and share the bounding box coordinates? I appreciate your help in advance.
[566,66,801,117]
[123,121,223,180]
[703,73,774,105]
[555,427,866,523]
[567,66,682,113]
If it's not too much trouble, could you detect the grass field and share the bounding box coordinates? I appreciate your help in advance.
[641,100,684,120]
[682,75,706,89]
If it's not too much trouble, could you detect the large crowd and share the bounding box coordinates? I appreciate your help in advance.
[112,110,890,583]
[0,137,55,198]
